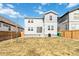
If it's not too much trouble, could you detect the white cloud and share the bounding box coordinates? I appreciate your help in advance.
[40,3,49,6]
[0,3,3,7]
[38,6,42,10]
[66,3,79,8]
[6,4,14,8]
[0,3,3,8]
[34,5,45,15]
[0,7,24,18]
[0,4,25,18]
[58,3,63,5]
[35,9,44,15]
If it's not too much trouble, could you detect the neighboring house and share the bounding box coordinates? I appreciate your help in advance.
[0,16,24,32]
[58,8,79,32]
[24,11,58,37]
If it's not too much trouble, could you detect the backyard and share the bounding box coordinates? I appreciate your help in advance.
[0,37,79,56]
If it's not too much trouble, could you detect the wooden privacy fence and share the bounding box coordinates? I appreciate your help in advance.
[60,30,79,39]
[0,31,24,41]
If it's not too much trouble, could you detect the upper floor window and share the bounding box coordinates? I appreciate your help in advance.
[28,20,33,23]
[28,20,30,23]
[74,13,79,20]
[50,16,52,20]
[31,20,33,23]
[3,23,9,27]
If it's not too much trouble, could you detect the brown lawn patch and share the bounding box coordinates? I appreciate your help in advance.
[0,37,79,56]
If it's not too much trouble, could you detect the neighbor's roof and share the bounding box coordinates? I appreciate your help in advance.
[25,16,43,19]
[0,16,24,29]
[69,7,79,13]
[59,7,79,18]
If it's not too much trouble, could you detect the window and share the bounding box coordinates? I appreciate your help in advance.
[74,13,79,20]
[28,20,33,23]
[31,20,33,23]
[50,16,52,20]
[8,26,11,31]
[76,25,79,29]
[31,27,33,31]
[71,24,79,30]
[51,26,54,30]
[28,27,33,31]
[48,26,50,30]
[28,27,30,31]
[37,27,42,33]
[28,20,30,23]
[65,24,68,30]
[48,26,54,30]
[3,23,9,27]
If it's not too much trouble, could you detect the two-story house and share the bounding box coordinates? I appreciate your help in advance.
[58,8,79,32]
[24,11,58,37]
[0,16,24,32]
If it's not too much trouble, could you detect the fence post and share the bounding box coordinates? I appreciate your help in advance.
[71,31,73,39]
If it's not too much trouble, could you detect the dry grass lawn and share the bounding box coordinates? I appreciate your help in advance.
[0,37,79,56]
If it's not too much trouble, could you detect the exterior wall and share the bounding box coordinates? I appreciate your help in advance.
[44,13,57,23]
[0,16,24,32]
[44,13,57,36]
[18,28,24,32]
[59,9,79,32]
[0,22,23,32]
[44,23,57,36]
[69,10,79,30]
[24,18,44,37]
[0,22,9,31]
[0,22,19,32]
[11,26,17,32]
[58,20,69,31]
[69,21,79,30]
[11,26,24,32]
[58,13,69,32]
[69,10,79,22]
[24,12,58,37]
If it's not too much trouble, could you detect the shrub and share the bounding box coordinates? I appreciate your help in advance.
[57,32,61,37]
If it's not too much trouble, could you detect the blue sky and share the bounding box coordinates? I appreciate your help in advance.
[0,3,79,28]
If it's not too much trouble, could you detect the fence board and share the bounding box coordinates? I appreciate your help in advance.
[0,31,24,41]
[61,30,79,39]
